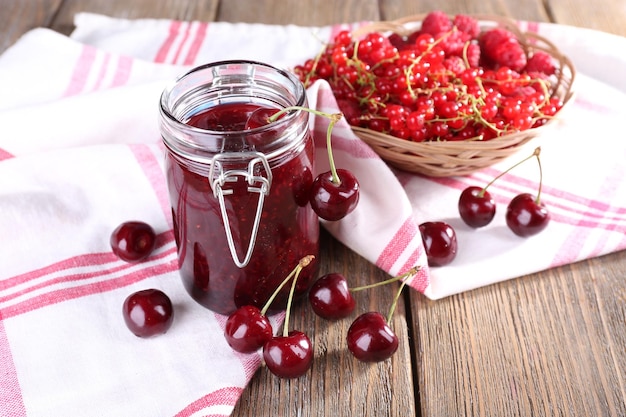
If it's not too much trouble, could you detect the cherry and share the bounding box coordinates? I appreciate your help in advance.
[308,273,356,320]
[345,266,419,362]
[246,105,360,221]
[309,111,359,221]
[346,312,398,362]
[244,107,280,129]
[419,221,458,266]
[506,193,550,236]
[224,305,273,353]
[261,256,315,378]
[122,289,174,338]
[506,147,549,237]
[458,186,496,228]
[110,221,156,263]
[263,330,314,378]
[310,169,360,221]
[243,106,289,146]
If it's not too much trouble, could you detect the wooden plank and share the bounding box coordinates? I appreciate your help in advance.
[216,0,380,26]
[0,0,63,53]
[379,0,550,23]
[47,0,219,35]
[410,250,626,416]
[548,0,626,36]
[232,230,418,417]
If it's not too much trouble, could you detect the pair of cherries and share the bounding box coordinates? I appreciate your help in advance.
[225,256,316,379]
[246,106,360,221]
[458,147,550,235]
[307,270,419,363]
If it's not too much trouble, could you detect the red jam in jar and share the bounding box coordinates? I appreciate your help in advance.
[159,61,319,315]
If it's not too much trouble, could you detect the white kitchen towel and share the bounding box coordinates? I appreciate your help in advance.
[0,13,625,417]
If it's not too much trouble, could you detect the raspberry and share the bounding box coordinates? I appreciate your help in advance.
[453,14,480,38]
[480,28,527,72]
[438,30,470,56]
[444,56,466,75]
[421,10,453,37]
[525,51,556,75]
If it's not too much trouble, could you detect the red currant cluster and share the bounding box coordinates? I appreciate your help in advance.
[294,10,564,142]
[419,146,549,267]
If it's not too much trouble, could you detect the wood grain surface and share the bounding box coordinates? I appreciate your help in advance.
[2,1,625,416]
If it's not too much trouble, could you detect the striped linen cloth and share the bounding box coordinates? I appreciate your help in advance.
[0,13,625,416]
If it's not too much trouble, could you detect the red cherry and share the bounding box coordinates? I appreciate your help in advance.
[308,273,356,320]
[310,169,360,221]
[224,305,273,353]
[346,312,399,362]
[458,186,496,228]
[243,107,287,146]
[123,289,174,338]
[263,330,314,378]
[506,193,550,236]
[244,107,280,129]
[419,221,458,266]
[110,221,156,263]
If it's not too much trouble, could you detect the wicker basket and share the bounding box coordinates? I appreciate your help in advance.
[349,14,576,177]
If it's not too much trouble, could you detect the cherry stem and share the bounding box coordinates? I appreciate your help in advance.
[386,266,420,324]
[268,106,343,185]
[260,255,315,317]
[535,148,544,204]
[350,266,420,293]
[479,146,542,197]
[281,255,314,337]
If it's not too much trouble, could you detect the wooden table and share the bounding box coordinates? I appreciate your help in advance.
[3,1,625,416]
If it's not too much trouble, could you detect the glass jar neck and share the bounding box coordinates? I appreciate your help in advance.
[159,60,310,171]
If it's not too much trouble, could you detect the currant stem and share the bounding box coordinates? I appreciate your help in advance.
[479,146,542,197]
[260,255,315,316]
[281,256,314,337]
[385,266,420,324]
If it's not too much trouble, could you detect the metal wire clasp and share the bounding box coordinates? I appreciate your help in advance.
[208,152,272,268]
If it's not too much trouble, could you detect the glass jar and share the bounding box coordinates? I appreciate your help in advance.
[159,60,319,315]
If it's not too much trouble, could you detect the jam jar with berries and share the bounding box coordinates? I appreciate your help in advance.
[159,60,319,315]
